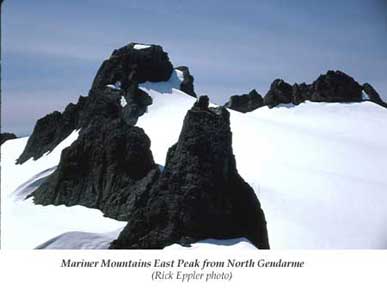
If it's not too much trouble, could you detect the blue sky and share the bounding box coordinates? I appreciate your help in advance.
[2,0,387,135]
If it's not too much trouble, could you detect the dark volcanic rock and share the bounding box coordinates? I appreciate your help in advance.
[121,81,153,126]
[194,95,210,110]
[0,132,17,145]
[264,70,368,108]
[363,83,387,108]
[264,79,293,108]
[175,66,197,97]
[225,89,264,113]
[310,70,363,103]
[292,83,311,105]
[30,118,159,221]
[16,98,87,164]
[17,44,157,164]
[110,104,269,249]
[91,43,173,92]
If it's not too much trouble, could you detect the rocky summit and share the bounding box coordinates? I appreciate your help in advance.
[263,70,386,109]
[16,43,176,164]
[110,100,269,249]
[225,89,264,113]
[25,42,178,218]
[91,43,173,91]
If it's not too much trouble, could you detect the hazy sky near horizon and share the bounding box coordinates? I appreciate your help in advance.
[2,0,387,135]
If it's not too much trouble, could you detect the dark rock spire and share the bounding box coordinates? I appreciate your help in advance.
[110,103,270,249]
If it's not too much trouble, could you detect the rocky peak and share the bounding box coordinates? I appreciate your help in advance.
[193,95,210,110]
[91,43,174,93]
[0,132,17,145]
[362,83,387,108]
[110,104,270,249]
[310,70,363,102]
[263,70,366,108]
[30,117,160,221]
[16,43,173,164]
[175,66,197,97]
[264,79,293,108]
[225,89,264,113]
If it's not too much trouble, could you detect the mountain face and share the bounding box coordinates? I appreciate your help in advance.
[9,41,386,250]
[24,43,176,219]
[110,97,269,249]
[30,117,160,221]
[16,43,174,164]
[1,132,17,145]
[225,89,264,113]
[24,42,268,248]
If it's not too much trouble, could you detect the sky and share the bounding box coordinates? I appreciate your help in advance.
[1,0,387,136]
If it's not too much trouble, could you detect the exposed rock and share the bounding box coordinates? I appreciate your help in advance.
[17,44,156,164]
[194,95,209,110]
[225,89,264,113]
[310,70,363,102]
[16,98,87,164]
[264,79,293,108]
[121,81,153,126]
[292,83,311,105]
[91,43,173,92]
[30,117,159,221]
[363,83,387,108]
[0,132,17,145]
[264,71,367,108]
[110,104,269,249]
[175,66,197,97]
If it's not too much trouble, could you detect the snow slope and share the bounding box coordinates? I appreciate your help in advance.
[139,78,387,249]
[2,70,387,249]
[1,132,126,249]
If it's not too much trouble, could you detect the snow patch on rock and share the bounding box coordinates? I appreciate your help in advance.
[133,44,151,50]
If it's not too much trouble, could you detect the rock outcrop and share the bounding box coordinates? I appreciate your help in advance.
[264,71,365,108]
[110,103,269,249]
[263,79,294,108]
[175,66,197,97]
[91,43,173,92]
[17,43,169,164]
[309,70,363,103]
[225,89,264,113]
[0,132,17,145]
[363,83,387,108]
[16,98,87,163]
[30,117,159,221]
